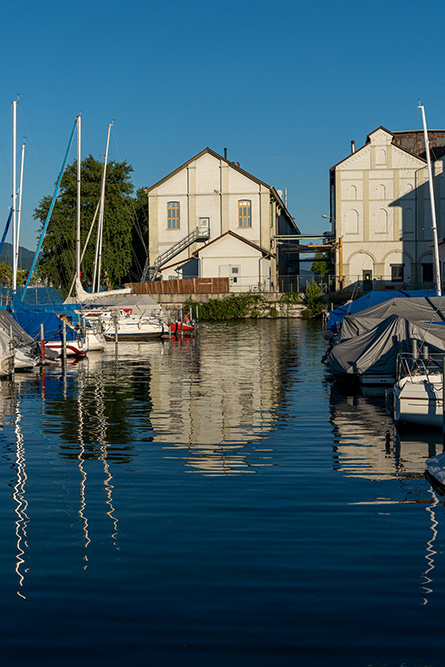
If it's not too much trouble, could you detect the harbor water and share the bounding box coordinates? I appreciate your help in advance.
[1,318,445,666]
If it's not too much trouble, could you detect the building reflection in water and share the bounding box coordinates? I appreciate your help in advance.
[144,332,290,476]
[329,383,444,482]
[329,381,445,606]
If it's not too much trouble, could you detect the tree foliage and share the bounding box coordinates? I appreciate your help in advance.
[311,249,333,277]
[0,262,28,286]
[33,155,136,296]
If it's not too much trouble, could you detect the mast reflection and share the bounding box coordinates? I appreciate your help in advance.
[12,392,29,599]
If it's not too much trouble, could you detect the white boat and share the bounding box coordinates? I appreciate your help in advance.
[44,337,89,357]
[390,372,443,427]
[84,309,163,341]
[387,350,445,427]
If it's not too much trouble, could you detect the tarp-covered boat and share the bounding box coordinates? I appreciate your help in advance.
[328,314,445,385]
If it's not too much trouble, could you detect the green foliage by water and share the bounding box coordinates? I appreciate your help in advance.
[34,155,136,297]
[188,294,270,321]
[0,262,28,286]
[279,291,303,304]
[301,280,325,319]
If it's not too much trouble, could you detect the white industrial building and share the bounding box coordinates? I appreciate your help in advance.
[144,148,299,291]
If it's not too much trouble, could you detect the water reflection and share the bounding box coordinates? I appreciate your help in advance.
[13,394,28,599]
[330,383,444,482]
[329,381,445,606]
[38,322,297,476]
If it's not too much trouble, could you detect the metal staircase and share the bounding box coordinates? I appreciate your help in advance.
[141,225,210,282]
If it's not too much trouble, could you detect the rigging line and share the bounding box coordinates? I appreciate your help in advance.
[418,295,445,349]
[429,83,445,124]
[16,106,49,194]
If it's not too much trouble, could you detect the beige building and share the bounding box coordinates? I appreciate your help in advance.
[144,148,299,291]
[329,126,445,291]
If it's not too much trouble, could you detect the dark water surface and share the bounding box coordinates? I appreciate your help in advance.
[0,319,444,666]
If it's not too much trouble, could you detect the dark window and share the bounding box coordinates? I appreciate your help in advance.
[391,264,404,282]
[422,263,433,282]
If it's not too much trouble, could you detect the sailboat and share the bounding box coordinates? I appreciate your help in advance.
[63,118,164,341]
[388,103,445,426]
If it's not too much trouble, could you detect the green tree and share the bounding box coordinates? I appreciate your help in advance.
[311,249,333,277]
[33,155,135,297]
[0,262,28,287]
[128,187,149,283]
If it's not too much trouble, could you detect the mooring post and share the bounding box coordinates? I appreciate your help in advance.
[40,323,45,365]
[9,326,14,379]
[114,314,119,351]
[180,306,184,340]
[443,356,445,445]
[62,319,67,366]
[168,313,172,340]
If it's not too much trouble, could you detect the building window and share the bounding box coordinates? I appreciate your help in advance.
[167,201,180,229]
[238,200,252,227]
[422,263,433,282]
[401,137,415,149]
[391,264,404,282]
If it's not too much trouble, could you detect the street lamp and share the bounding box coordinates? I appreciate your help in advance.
[322,215,343,290]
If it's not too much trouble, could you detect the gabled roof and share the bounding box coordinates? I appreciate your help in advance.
[147,147,298,231]
[191,231,273,258]
[330,125,427,172]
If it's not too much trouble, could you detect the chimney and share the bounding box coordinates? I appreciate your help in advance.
[351,140,355,154]
[224,147,227,159]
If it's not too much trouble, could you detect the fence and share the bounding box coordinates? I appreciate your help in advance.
[127,277,230,295]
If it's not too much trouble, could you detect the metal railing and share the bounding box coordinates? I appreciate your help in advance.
[141,227,211,282]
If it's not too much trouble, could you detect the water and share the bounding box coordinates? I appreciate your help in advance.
[0,319,444,666]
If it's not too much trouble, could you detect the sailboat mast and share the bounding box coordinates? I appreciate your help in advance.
[16,141,25,285]
[76,115,81,286]
[93,122,112,293]
[12,99,17,294]
[419,102,442,296]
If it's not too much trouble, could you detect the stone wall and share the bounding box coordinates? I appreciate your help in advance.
[150,292,305,319]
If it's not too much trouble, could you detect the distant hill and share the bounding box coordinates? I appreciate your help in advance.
[0,243,36,271]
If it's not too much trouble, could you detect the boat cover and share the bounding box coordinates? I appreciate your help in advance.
[328,314,445,379]
[426,452,445,486]
[327,289,436,333]
[11,312,82,343]
[340,296,445,340]
[0,309,34,346]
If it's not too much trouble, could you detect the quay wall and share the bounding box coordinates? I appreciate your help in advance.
[149,292,305,319]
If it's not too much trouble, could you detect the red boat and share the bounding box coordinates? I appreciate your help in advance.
[166,319,195,335]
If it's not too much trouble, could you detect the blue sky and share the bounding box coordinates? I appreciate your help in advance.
[1,0,445,251]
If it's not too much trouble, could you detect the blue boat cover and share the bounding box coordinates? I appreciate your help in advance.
[11,312,81,342]
[327,289,437,333]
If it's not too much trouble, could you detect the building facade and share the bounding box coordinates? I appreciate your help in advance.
[146,148,299,291]
[329,126,445,291]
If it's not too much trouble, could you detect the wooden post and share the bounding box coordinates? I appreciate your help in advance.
[62,319,67,366]
[443,356,445,444]
[40,323,45,364]
[180,306,183,340]
[168,314,172,340]
[9,326,14,378]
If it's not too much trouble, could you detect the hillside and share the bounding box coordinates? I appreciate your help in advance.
[0,243,36,271]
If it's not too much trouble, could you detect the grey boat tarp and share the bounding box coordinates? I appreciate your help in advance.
[328,313,445,379]
[0,309,34,346]
[340,296,445,341]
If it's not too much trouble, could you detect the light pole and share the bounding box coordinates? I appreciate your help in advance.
[322,215,343,290]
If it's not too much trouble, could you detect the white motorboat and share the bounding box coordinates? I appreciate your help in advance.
[84,309,163,341]
[387,352,444,427]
